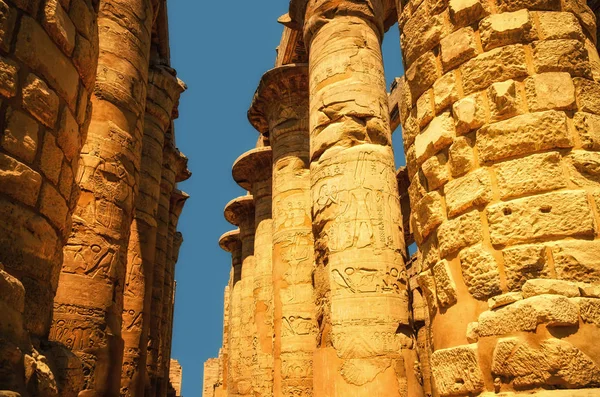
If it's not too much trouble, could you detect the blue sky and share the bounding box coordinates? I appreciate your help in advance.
[168,2,405,395]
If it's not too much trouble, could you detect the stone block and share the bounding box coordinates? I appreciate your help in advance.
[449,0,490,27]
[495,152,566,199]
[416,91,433,128]
[459,244,501,300]
[0,55,18,98]
[433,71,460,112]
[39,182,68,231]
[430,344,484,396]
[551,240,600,283]
[421,153,449,191]
[2,108,39,164]
[43,0,76,55]
[69,0,96,40]
[488,292,523,310]
[444,168,492,217]
[574,112,600,150]
[448,136,474,177]
[576,297,600,326]
[495,0,561,12]
[417,270,437,313]
[522,279,580,298]
[574,77,600,115]
[477,110,572,163]
[487,190,595,246]
[414,112,454,165]
[40,134,64,185]
[433,260,457,307]
[502,244,548,291]
[412,191,445,242]
[488,79,520,121]
[477,294,579,337]
[562,0,597,39]
[535,11,584,41]
[564,151,600,189]
[0,1,17,53]
[439,27,478,72]
[525,72,576,111]
[479,10,537,51]
[437,210,481,257]
[22,74,60,128]
[452,92,486,135]
[406,52,439,101]
[491,337,600,389]
[401,7,445,66]
[57,108,80,161]
[0,153,42,207]
[533,39,592,78]
[461,44,527,94]
[59,160,73,200]
[73,33,96,89]
[15,16,79,110]
[421,233,441,269]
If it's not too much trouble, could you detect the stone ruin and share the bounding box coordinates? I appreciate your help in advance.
[205,0,600,396]
[0,0,189,396]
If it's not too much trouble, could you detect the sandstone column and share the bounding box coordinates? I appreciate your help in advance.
[289,1,420,395]
[224,196,256,397]
[147,141,184,396]
[396,1,600,395]
[0,0,99,393]
[157,188,190,396]
[231,147,275,397]
[120,65,184,397]
[50,0,154,394]
[248,64,317,397]
[218,230,243,397]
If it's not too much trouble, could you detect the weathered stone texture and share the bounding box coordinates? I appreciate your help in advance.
[0,0,189,395]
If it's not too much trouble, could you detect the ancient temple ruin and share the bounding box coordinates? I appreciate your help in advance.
[0,0,189,396]
[206,0,600,396]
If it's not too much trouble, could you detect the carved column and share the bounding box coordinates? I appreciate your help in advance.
[50,0,154,394]
[289,0,421,395]
[232,148,274,397]
[224,196,256,397]
[219,230,243,397]
[248,64,316,397]
[0,0,99,394]
[395,1,600,396]
[147,141,180,396]
[157,188,190,396]
[120,65,183,397]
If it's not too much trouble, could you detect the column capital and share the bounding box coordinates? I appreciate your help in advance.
[248,64,309,135]
[219,230,242,254]
[224,195,255,227]
[146,66,187,130]
[169,189,190,221]
[288,0,397,46]
[231,147,273,191]
[163,144,191,183]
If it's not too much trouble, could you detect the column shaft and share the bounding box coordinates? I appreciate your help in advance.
[51,0,154,394]
[248,64,317,397]
[397,1,600,396]
[300,1,420,395]
[120,65,182,397]
[224,197,255,397]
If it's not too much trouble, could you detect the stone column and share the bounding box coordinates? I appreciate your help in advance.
[395,1,600,396]
[232,148,274,397]
[289,1,420,395]
[51,0,154,394]
[224,196,256,397]
[0,0,99,394]
[219,230,242,397]
[248,64,316,397]
[120,65,183,397]
[157,189,189,396]
[147,141,180,396]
